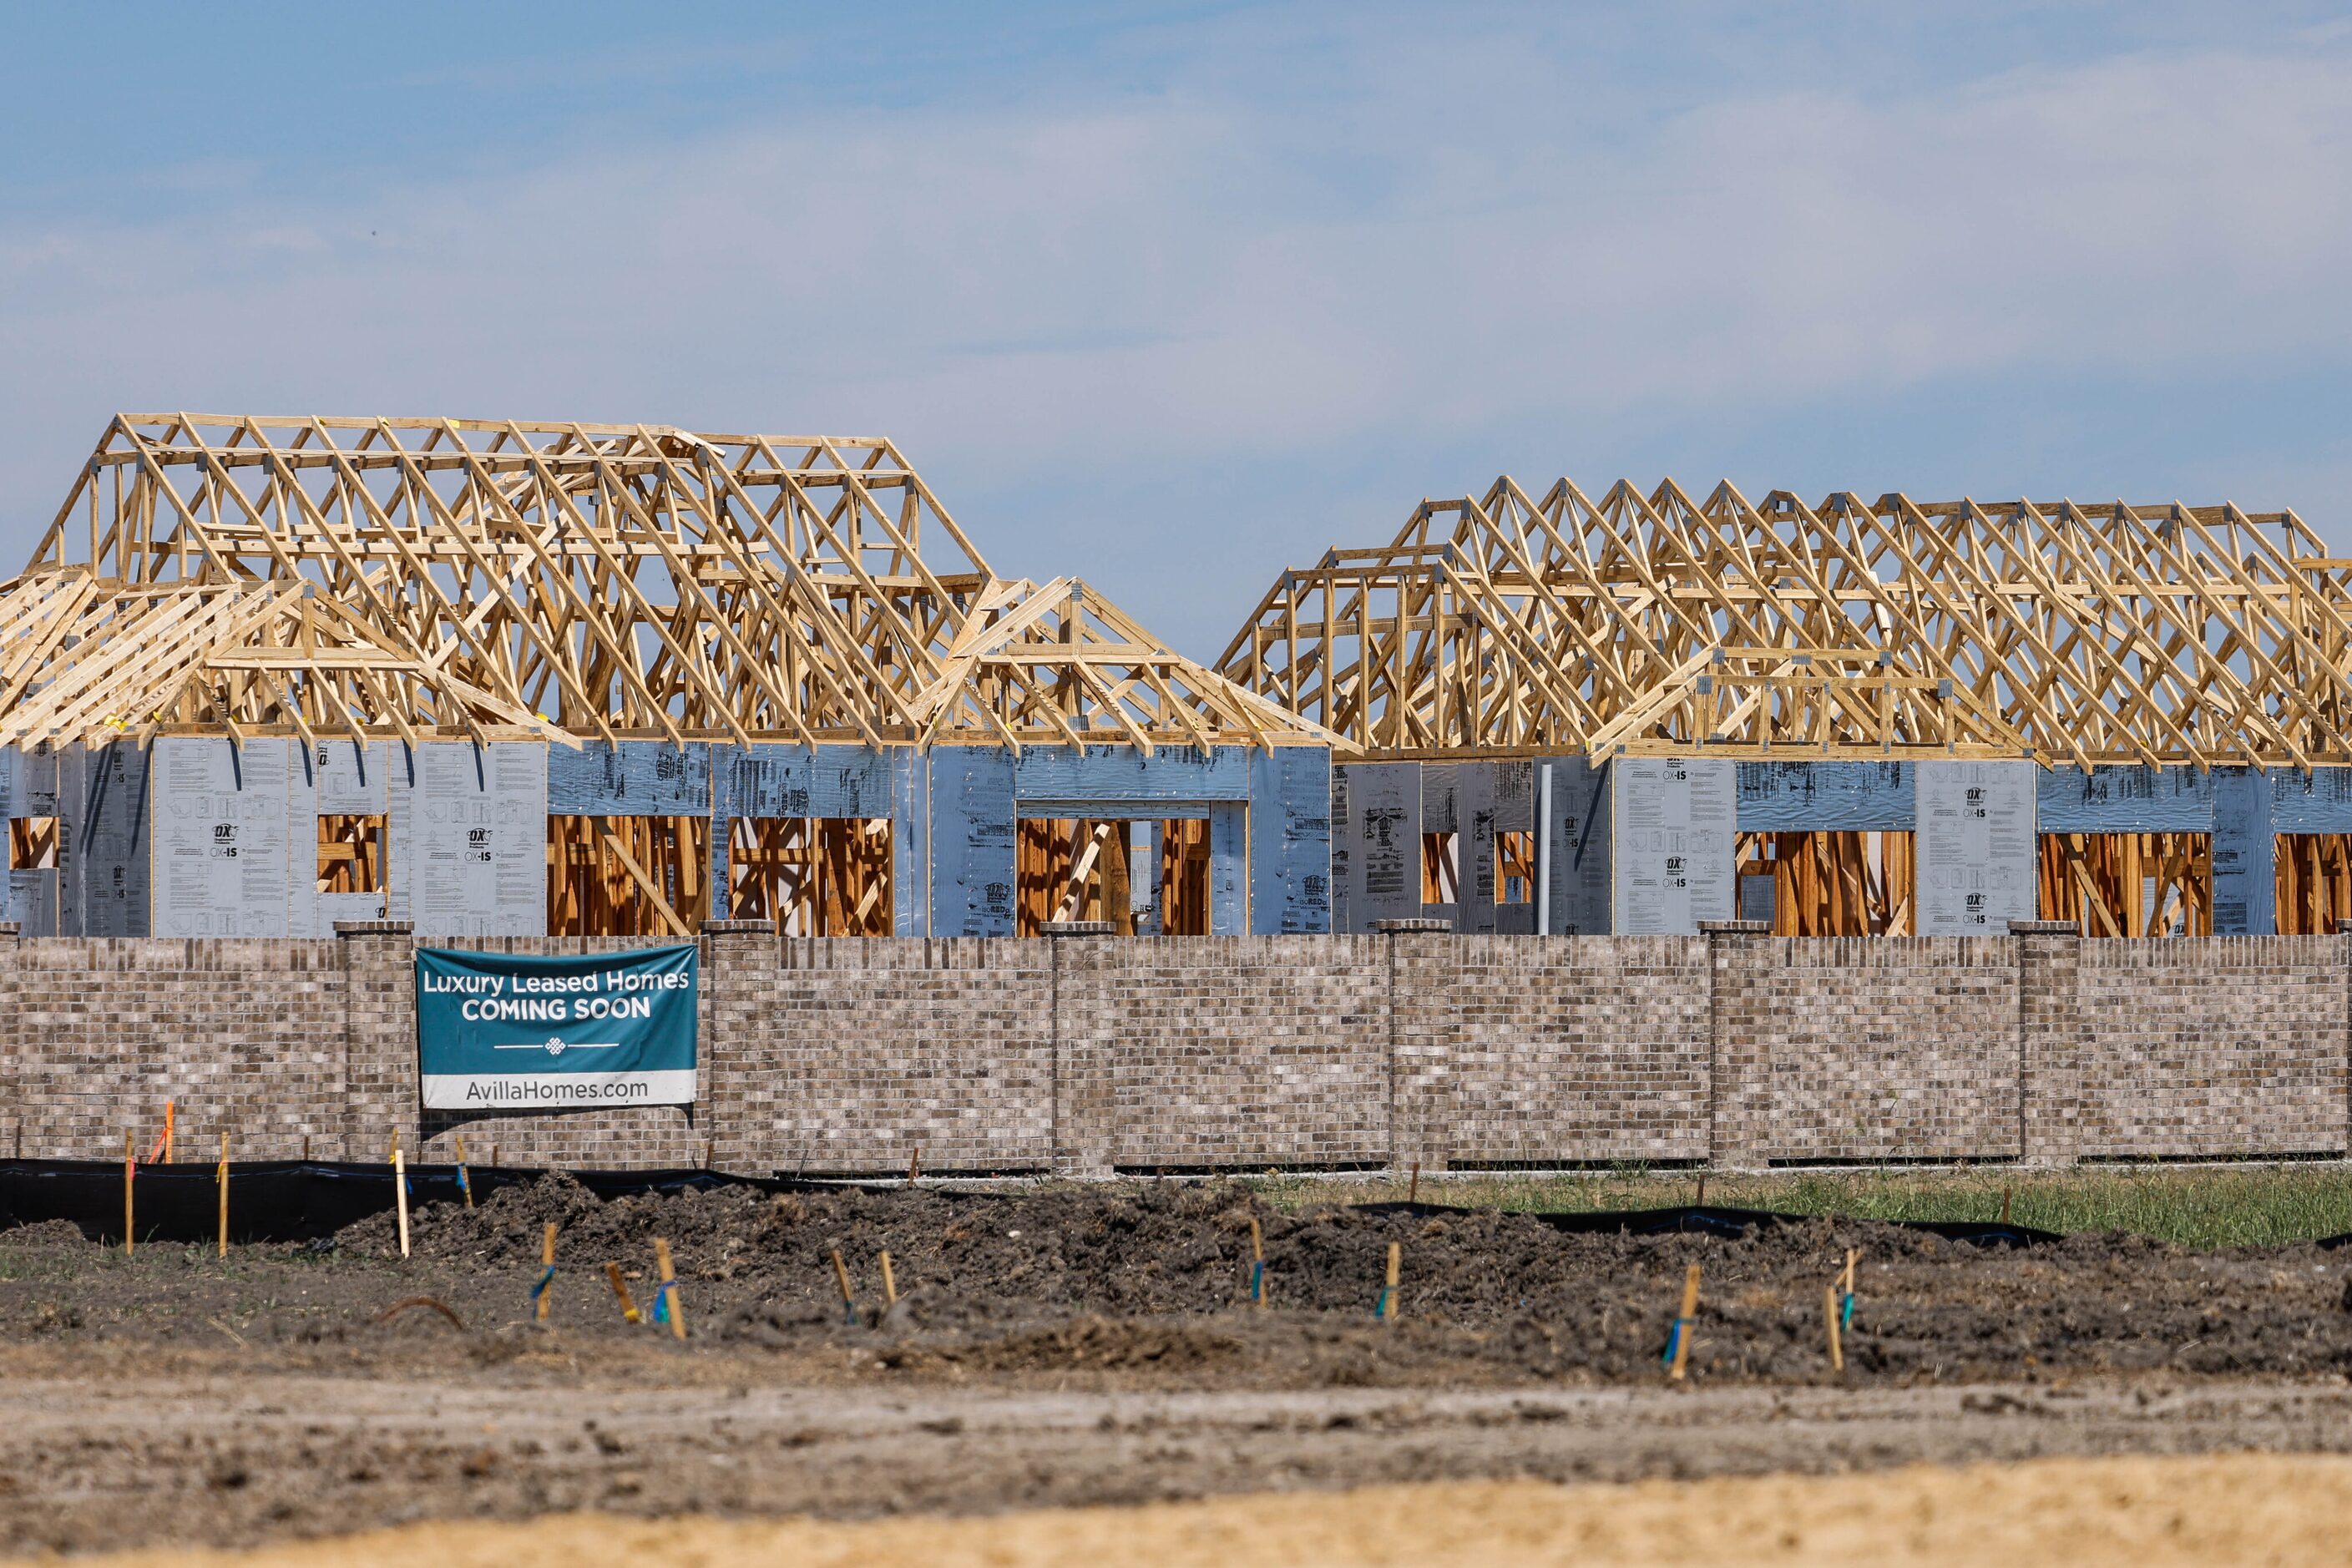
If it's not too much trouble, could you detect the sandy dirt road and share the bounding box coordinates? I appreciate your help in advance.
[34,1454,2352,1568]
[3,1366,2352,1555]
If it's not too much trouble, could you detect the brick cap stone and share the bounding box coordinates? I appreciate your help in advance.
[1698,920,1770,936]
[334,920,414,937]
[701,919,776,935]
[2009,920,2080,936]
[1041,920,1116,937]
[1372,918,1453,933]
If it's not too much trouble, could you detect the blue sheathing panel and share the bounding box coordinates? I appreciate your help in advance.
[1458,761,1496,935]
[548,741,713,815]
[62,741,150,938]
[2211,766,2275,935]
[1737,761,1914,831]
[929,746,1017,938]
[711,744,918,933]
[711,743,897,819]
[1328,768,1351,933]
[1247,746,1332,933]
[1421,763,1460,836]
[1209,800,1248,935]
[893,748,928,938]
[2266,767,2352,833]
[707,766,731,922]
[1011,744,1250,802]
[2036,766,2214,833]
[1543,756,1611,934]
[1247,751,1284,936]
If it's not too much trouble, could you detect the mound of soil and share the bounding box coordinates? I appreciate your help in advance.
[320,1176,2352,1384]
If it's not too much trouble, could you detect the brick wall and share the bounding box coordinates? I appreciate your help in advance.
[1444,936,1710,1166]
[1058,935,1389,1174]
[1752,937,2021,1162]
[2073,937,2349,1159]
[6,938,347,1161]
[0,924,2347,1174]
[723,935,1053,1176]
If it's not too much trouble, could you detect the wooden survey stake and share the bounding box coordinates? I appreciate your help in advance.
[1378,1242,1401,1320]
[392,1146,411,1259]
[216,1131,230,1258]
[655,1237,685,1340]
[536,1222,557,1322]
[1823,1283,1844,1371]
[455,1135,473,1210]
[605,1262,641,1324]
[831,1246,856,1325]
[1668,1263,1702,1381]
[123,1130,134,1257]
[1248,1216,1267,1308]
[880,1250,898,1306]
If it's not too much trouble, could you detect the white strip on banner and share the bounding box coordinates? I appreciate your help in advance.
[421,1069,698,1111]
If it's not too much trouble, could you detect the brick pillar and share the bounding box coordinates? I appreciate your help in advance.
[337,920,416,1164]
[1378,918,1455,1174]
[1702,919,1772,1172]
[2014,920,2081,1167]
[700,918,775,1174]
[0,923,18,1162]
[1048,922,1117,1178]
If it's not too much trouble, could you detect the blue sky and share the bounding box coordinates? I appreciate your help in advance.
[6,2,2351,656]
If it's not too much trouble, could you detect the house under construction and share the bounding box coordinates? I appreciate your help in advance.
[1219,477,2352,938]
[0,415,1340,939]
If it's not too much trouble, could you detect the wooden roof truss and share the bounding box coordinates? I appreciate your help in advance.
[5,414,1337,755]
[1219,476,2352,768]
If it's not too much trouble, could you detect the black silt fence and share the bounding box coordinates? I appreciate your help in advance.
[0,1160,778,1247]
[1350,1200,2060,1247]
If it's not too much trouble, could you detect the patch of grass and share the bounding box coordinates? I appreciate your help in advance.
[1248,1163,2352,1249]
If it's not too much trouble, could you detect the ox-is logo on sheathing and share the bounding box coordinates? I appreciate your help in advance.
[416,945,697,1110]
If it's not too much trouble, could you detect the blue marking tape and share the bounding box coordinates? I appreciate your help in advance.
[529,1266,555,1303]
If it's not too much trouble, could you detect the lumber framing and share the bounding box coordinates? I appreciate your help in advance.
[1219,476,2352,768]
[2036,832,2213,938]
[2,415,1346,756]
[1739,832,1915,937]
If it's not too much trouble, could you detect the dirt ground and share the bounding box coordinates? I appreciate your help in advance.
[6,1176,2352,1554]
[40,1455,2352,1568]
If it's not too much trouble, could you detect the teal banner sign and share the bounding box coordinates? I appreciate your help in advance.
[416,944,697,1110]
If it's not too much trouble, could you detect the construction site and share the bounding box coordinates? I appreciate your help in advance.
[4,420,2351,945]
[1220,475,2352,938]
[0,414,1337,944]
[12,417,2352,1565]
